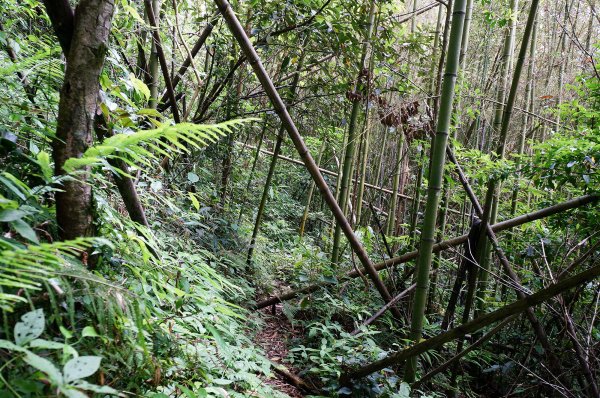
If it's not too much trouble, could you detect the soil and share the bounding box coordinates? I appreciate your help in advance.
[255,303,305,398]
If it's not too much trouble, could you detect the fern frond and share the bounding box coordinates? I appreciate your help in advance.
[63,119,255,173]
[0,237,111,311]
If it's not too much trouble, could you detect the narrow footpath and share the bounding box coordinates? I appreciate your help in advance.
[256,303,304,397]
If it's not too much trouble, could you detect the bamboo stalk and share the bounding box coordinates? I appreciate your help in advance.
[247,42,308,266]
[474,0,520,317]
[332,0,378,265]
[300,139,327,237]
[404,0,467,382]
[386,131,406,236]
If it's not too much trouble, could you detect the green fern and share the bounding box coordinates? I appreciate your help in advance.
[63,119,254,174]
[0,238,110,310]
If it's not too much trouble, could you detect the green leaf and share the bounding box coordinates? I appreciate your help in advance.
[11,219,39,243]
[36,151,53,181]
[137,108,162,117]
[71,380,120,395]
[23,350,63,385]
[29,339,68,350]
[60,326,74,340]
[130,74,150,100]
[123,5,145,24]
[81,326,99,338]
[188,192,200,211]
[0,339,28,352]
[15,309,45,345]
[211,378,233,385]
[178,384,205,398]
[59,387,89,398]
[150,180,162,192]
[63,356,102,382]
[206,324,229,354]
[0,173,28,200]
[0,209,26,221]
[187,172,199,183]
[398,381,411,397]
[62,119,251,174]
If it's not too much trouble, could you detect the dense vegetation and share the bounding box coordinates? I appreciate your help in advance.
[0,0,598,397]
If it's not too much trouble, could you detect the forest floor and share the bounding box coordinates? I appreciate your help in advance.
[256,304,304,397]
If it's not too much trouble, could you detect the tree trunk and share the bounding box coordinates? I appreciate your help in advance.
[44,0,148,230]
[51,0,115,240]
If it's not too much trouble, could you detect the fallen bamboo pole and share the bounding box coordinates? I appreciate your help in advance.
[412,315,517,388]
[254,194,599,309]
[340,262,600,381]
[445,144,570,384]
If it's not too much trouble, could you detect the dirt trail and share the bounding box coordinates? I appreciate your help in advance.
[255,304,304,398]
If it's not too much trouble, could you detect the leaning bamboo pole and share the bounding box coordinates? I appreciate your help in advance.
[214,0,402,320]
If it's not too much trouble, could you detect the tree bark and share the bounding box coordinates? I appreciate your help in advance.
[44,0,149,229]
[51,0,115,240]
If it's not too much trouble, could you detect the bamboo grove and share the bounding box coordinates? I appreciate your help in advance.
[0,0,599,396]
